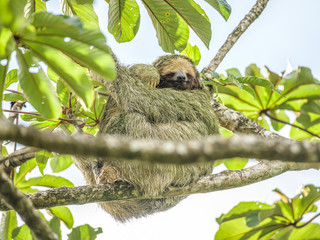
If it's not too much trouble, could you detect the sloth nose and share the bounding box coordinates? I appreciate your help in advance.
[176,71,186,81]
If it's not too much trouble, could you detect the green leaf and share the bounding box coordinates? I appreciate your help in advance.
[204,0,231,21]
[68,224,103,240]
[24,0,47,18]
[180,43,201,65]
[60,0,99,28]
[3,93,26,102]
[49,217,61,240]
[17,174,74,189]
[50,206,74,229]
[289,223,320,239]
[50,154,74,173]
[223,158,248,170]
[0,28,15,60]
[269,109,290,131]
[142,0,189,53]
[12,225,32,240]
[0,57,9,115]
[291,185,320,220]
[0,211,18,240]
[4,69,18,89]
[108,0,140,42]
[15,49,61,119]
[217,202,274,224]
[14,158,37,186]
[166,0,211,48]
[35,150,52,175]
[226,68,242,77]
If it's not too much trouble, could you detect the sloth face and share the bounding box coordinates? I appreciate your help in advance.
[156,57,200,90]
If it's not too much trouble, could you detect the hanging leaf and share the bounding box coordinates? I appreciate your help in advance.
[142,0,189,53]
[166,0,211,48]
[180,43,201,65]
[203,0,231,21]
[68,224,102,240]
[60,0,99,28]
[50,154,74,173]
[108,0,140,42]
[50,206,74,229]
[24,0,47,18]
[15,49,61,119]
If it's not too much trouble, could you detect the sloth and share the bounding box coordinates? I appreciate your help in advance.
[74,55,219,222]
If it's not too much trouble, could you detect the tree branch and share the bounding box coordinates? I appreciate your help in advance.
[0,119,319,164]
[0,160,318,211]
[0,147,38,169]
[0,167,58,240]
[202,0,270,74]
[212,99,286,139]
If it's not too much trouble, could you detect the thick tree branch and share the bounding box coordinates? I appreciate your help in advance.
[0,147,38,169]
[0,167,58,240]
[0,160,318,211]
[0,119,319,164]
[202,0,269,74]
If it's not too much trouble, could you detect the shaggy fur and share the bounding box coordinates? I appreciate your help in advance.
[74,55,219,221]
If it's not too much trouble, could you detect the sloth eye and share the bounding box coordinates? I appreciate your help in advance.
[165,73,175,78]
[187,73,193,79]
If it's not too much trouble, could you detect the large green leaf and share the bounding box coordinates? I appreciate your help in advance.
[16,175,74,189]
[0,211,18,240]
[24,0,47,18]
[68,224,102,240]
[50,154,74,173]
[203,0,231,20]
[14,158,37,186]
[108,0,140,42]
[50,206,74,229]
[60,0,99,28]
[166,0,211,48]
[180,43,201,65]
[12,225,32,240]
[29,12,115,88]
[15,49,61,119]
[289,223,320,240]
[142,0,189,53]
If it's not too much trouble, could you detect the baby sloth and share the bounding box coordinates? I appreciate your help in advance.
[76,55,219,222]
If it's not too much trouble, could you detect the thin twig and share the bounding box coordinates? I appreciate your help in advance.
[263,110,320,139]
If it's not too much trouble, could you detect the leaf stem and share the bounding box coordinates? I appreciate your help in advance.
[262,110,320,139]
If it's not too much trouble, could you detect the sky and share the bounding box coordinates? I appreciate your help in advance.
[7,0,320,239]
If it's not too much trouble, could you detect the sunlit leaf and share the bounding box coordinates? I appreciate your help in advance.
[35,150,52,175]
[142,0,189,53]
[60,0,99,28]
[204,0,231,20]
[223,158,248,170]
[24,0,47,18]
[180,43,201,65]
[50,154,74,173]
[0,211,17,240]
[14,158,37,186]
[17,175,74,189]
[50,206,74,229]
[166,0,211,48]
[108,0,140,42]
[4,69,18,89]
[68,224,103,240]
[12,225,32,240]
[15,49,61,119]
[49,217,61,240]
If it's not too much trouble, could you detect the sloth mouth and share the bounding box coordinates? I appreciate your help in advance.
[166,80,190,83]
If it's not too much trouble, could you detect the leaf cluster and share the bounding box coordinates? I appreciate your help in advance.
[208,64,320,140]
[215,184,320,240]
